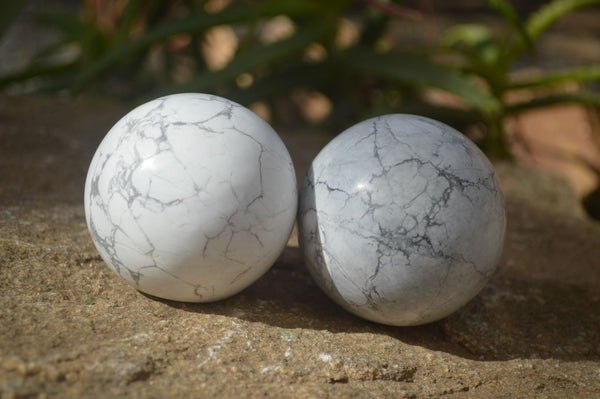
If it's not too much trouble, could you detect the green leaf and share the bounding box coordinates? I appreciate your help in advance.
[506,91,600,115]
[485,0,534,53]
[0,61,77,87]
[343,47,501,115]
[139,22,332,101]
[0,36,82,88]
[526,0,600,40]
[69,4,263,92]
[69,1,346,93]
[35,11,86,37]
[115,0,146,42]
[255,0,350,17]
[442,24,495,48]
[227,63,332,105]
[0,1,28,41]
[440,24,505,83]
[505,0,600,68]
[509,66,600,90]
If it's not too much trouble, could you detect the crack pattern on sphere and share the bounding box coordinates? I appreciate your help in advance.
[84,94,297,302]
[298,114,505,326]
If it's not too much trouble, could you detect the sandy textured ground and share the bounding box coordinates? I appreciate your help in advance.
[1,94,600,398]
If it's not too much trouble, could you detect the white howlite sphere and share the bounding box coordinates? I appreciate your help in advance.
[84,93,297,302]
[298,114,505,326]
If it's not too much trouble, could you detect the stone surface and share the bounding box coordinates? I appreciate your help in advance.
[1,94,600,399]
[84,93,297,302]
[298,115,505,326]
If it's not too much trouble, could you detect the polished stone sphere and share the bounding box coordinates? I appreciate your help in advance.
[85,93,297,302]
[298,114,505,326]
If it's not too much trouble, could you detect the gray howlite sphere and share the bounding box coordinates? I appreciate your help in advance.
[298,114,506,326]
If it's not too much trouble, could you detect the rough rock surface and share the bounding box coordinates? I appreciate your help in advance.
[1,95,599,398]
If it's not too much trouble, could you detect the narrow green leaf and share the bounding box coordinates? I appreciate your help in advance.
[344,47,501,115]
[359,8,389,46]
[0,0,28,40]
[0,38,81,88]
[69,4,263,92]
[35,11,86,37]
[506,91,600,114]
[0,61,77,87]
[441,24,495,48]
[226,63,332,105]
[439,24,506,86]
[254,0,349,17]
[139,23,331,101]
[115,0,146,42]
[485,0,534,52]
[526,0,600,40]
[69,1,344,93]
[509,66,600,90]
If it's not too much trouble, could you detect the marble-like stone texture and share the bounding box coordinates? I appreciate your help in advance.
[84,93,297,302]
[298,114,505,326]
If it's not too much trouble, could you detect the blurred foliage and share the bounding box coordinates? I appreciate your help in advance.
[439,0,600,156]
[1,0,600,157]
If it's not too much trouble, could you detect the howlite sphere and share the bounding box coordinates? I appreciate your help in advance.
[85,93,297,302]
[298,114,505,326]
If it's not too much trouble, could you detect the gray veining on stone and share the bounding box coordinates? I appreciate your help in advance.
[298,114,505,326]
[84,93,297,302]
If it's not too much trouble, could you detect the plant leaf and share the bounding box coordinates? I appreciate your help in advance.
[509,66,600,90]
[0,61,77,87]
[69,4,263,92]
[254,0,351,17]
[485,0,534,53]
[139,22,332,101]
[69,1,349,93]
[35,11,86,37]
[226,63,332,105]
[115,0,146,42]
[343,47,501,115]
[0,38,82,88]
[440,24,506,86]
[506,91,600,114]
[0,0,27,41]
[442,24,495,48]
[526,0,600,40]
